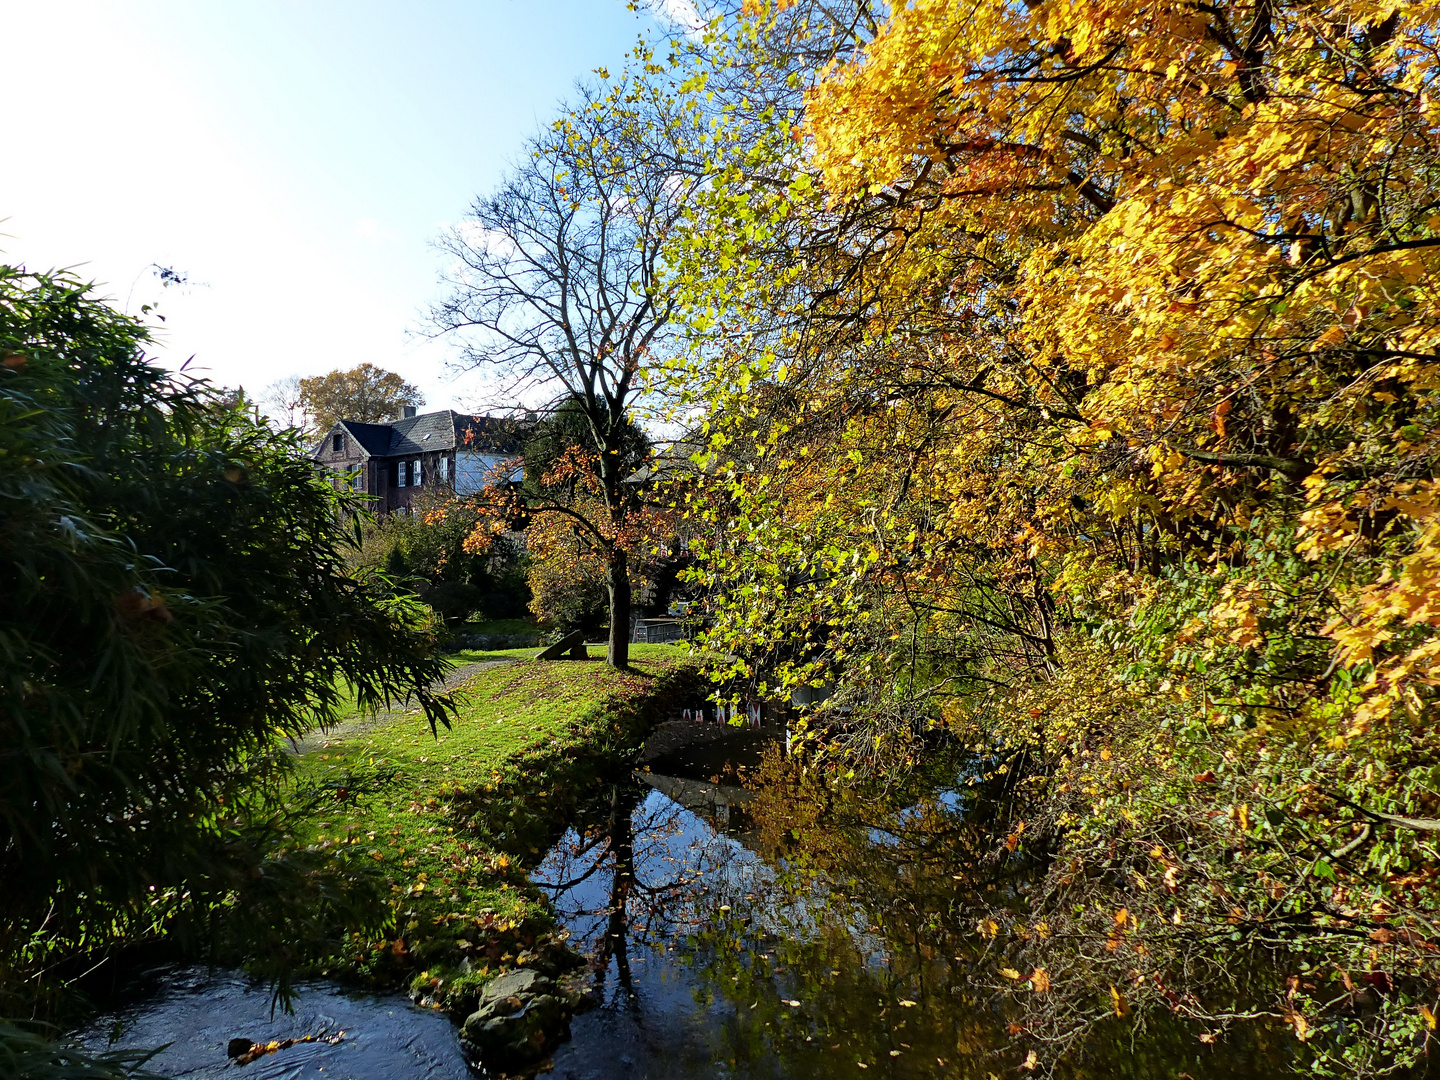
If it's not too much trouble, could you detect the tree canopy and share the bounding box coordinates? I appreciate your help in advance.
[650,0,1440,1070]
[298,363,424,431]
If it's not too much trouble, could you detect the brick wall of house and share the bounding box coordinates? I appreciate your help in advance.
[313,426,368,493]
[381,450,457,513]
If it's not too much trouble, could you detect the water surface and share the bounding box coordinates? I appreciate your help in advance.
[78,967,470,1079]
[76,719,1312,1080]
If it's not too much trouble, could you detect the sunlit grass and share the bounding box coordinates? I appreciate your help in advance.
[287,646,696,1005]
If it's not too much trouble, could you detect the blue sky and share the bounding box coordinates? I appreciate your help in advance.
[0,1,691,414]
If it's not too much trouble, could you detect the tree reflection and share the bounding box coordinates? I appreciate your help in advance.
[534,779,737,1009]
[532,759,1299,1079]
[679,751,1300,1079]
[597,784,635,997]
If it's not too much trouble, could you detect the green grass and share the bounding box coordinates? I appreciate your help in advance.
[443,645,542,665]
[315,643,560,719]
[444,641,690,666]
[287,646,698,1011]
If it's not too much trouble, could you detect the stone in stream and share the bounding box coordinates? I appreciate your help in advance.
[460,968,581,1072]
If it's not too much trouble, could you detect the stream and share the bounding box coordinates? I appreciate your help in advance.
[77,719,1309,1079]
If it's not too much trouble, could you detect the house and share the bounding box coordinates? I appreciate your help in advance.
[311,406,529,513]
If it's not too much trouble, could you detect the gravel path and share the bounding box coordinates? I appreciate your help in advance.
[290,658,514,755]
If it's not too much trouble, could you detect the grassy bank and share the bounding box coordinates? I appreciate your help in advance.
[283,645,699,1013]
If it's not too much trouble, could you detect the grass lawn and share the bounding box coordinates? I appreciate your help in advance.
[287,645,697,1011]
[312,642,554,721]
[443,645,542,665]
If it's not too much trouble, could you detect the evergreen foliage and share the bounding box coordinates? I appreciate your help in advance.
[0,268,451,1013]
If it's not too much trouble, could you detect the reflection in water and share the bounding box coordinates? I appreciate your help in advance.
[71,731,1317,1080]
[74,967,470,1079]
[534,781,770,1079]
[536,750,1304,1080]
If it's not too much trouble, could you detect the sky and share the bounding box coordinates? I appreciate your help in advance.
[0,1,689,416]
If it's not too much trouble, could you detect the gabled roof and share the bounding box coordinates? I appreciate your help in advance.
[315,410,531,460]
[385,411,456,455]
[386,411,528,456]
[335,420,395,457]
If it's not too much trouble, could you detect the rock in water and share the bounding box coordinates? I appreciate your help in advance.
[460,968,573,1072]
[226,1037,253,1058]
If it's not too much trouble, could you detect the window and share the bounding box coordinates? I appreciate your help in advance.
[404,460,415,487]
[332,433,343,453]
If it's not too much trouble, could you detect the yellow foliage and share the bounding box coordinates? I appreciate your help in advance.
[788,0,1440,725]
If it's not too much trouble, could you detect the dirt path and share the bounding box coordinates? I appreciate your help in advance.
[290,657,514,755]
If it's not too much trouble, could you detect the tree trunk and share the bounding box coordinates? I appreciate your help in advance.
[606,547,631,669]
[600,783,636,996]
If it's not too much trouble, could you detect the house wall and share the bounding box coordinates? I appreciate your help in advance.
[372,458,388,506]
[310,419,522,514]
[381,451,458,512]
[313,426,368,493]
[455,451,513,495]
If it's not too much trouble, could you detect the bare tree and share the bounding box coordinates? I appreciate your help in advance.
[260,374,307,431]
[428,72,700,668]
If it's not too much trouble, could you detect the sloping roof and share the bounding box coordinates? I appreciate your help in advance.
[386,411,529,456]
[454,414,529,455]
[313,410,531,460]
[386,410,460,455]
[336,420,395,457]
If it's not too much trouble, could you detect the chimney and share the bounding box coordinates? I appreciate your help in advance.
[397,405,417,420]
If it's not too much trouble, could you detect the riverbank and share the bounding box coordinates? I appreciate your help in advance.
[281,645,700,1018]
